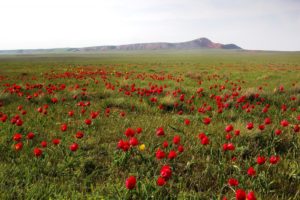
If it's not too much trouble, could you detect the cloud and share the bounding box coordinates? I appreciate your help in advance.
[0,0,299,50]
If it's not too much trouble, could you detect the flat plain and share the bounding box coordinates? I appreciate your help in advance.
[0,50,299,199]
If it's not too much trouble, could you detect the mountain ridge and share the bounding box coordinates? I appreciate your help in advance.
[0,37,242,54]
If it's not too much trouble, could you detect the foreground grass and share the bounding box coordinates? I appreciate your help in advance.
[0,50,299,199]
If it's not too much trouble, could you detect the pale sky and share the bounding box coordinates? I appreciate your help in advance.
[0,0,299,51]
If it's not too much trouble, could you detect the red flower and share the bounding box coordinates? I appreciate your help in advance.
[235,189,246,200]
[264,117,271,125]
[256,156,266,165]
[168,150,177,160]
[269,155,280,164]
[246,122,254,130]
[13,133,22,141]
[184,119,190,125]
[162,141,168,148]
[173,135,181,145]
[41,141,47,148]
[156,127,165,136]
[61,123,67,132]
[160,165,172,180]
[247,166,256,176]
[198,132,206,140]
[203,117,211,125]
[124,128,135,137]
[275,129,282,135]
[51,98,58,103]
[247,191,257,200]
[84,119,92,125]
[226,133,232,140]
[16,119,23,126]
[129,137,139,146]
[157,177,166,186]
[76,131,84,139]
[136,127,142,134]
[223,143,235,151]
[33,148,43,157]
[234,130,240,136]
[258,124,265,131]
[280,119,289,127]
[117,140,130,151]
[125,176,136,190]
[156,149,166,159]
[225,124,234,132]
[178,145,184,153]
[201,136,209,145]
[228,178,239,186]
[27,132,35,140]
[68,110,74,117]
[52,138,60,145]
[69,143,79,151]
[294,124,299,133]
[15,142,23,151]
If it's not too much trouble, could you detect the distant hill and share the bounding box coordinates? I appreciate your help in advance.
[0,37,242,54]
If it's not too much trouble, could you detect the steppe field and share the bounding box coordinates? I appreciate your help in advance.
[0,50,299,199]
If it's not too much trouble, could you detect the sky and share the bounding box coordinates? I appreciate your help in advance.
[0,0,299,51]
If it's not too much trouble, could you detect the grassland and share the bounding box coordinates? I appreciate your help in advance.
[0,50,299,199]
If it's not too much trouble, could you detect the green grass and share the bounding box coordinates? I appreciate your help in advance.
[0,50,299,199]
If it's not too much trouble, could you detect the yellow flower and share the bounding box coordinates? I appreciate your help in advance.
[139,144,145,151]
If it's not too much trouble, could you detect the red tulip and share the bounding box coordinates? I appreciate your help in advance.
[228,178,239,186]
[247,166,256,176]
[178,145,184,153]
[125,128,135,137]
[76,131,84,139]
[129,137,139,146]
[69,143,79,151]
[246,191,256,200]
[162,141,168,148]
[13,133,22,141]
[68,110,74,117]
[41,141,47,148]
[156,149,166,159]
[52,138,60,145]
[258,124,265,131]
[173,135,181,145]
[225,124,234,132]
[117,140,130,151]
[201,136,209,145]
[160,165,172,180]
[156,127,165,136]
[203,117,211,125]
[269,155,280,164]
[234,130,240,136]
[85,119,92,125]
[136,127,142,134]
[184,119,190,125]
[294,124,299,132]
[264,117,271,125]
[280,119,289,127]
[157,177,166,186]
[15,142,23,151]
[256,156,266,165]
[125,176,136,190]
[27,132,35,140]
[16,119,23,126]
[246,122,254,130]
[235,189,246,200]
[168,150,177,159]
[226,133,232,140]
[33,148,43,157]
[61,124,67,132]
[275,129,282,135]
